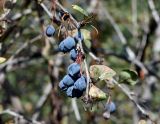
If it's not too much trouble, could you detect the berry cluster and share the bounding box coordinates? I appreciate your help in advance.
[58,35,87,98]
[45,24,86,98]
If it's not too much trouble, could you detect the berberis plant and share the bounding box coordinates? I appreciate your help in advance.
[42,0,149,121]
[1,0,158,123]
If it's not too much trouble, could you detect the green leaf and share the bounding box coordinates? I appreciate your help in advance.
[81,29,91,40]
[72,5,89,16]
[81,29,91,48]
[119,69,138,85]
[90,65,116,80]
[84,39,91,48]
[89,84,107,101]
[0,57,6,63]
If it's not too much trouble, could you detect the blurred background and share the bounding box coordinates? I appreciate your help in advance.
[0,0,160,124]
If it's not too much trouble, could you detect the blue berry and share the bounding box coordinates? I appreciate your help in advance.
[59,41,68,52]
[66,86,83,98]
[72,89,83,98]
[46,25,55,37]
[62,75,75,86]
[59,36,76,52]
[70,49,78,61]
[66,86,74,97]
[74,76,86,91]
[59,81,67,91]
[105,102,116,113]
[68,63,80,77]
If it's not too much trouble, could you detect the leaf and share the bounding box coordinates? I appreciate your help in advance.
[72,5,89,16]
[0,57,6,63]
[106,80,115,89]
[81,29,91,48]
[81,29,91,40]
[119,69,138,85]
[84,39,91,48]
[90,65,116,80]
[89,84,107,101]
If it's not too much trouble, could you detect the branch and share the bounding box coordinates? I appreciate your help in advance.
[71,98,81,121]
[32,83,52,120]
[112,79,151,118]
[99,1,148,75]
[0,109,42,124]
[131,0,138,36]
[148,0,160,24]
[0,35,42,71]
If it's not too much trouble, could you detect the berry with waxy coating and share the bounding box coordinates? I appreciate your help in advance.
[58,41,68,52]
[70,49,78,61]
[59,81,67,91]
[66,86,83,98]
[66,86,74,97]
[105,102,116,113]
[59,36,76,52]
[74,76,86,91]
[72,89,83,98]
[68,63,80,77]
[62,75,75,86]
[46,25,55,37]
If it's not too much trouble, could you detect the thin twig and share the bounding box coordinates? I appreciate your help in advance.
[32,83,52,120]
[0,35,42,70]
[112,79,149,117]
[99,1,148,74]
[40,3,53,18]
[147,0,160,24]
[9,35,42,60]
[0,109,42,124]
[132,0,138,36]
[71,98,81,121]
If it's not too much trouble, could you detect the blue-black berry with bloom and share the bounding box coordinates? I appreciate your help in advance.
[105,101,116,113]
[59,36,76,52]
[46,25,55,37]
[66,85,83,98]
[59,81,68,91]
[74,76,87,91]
[61,75,75,86]
[68,62,80,77]
[70,49,78,61]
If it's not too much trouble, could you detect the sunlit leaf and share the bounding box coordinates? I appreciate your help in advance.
[81,29,91,40]
[106,80,115,89]
[72,5,89,16]
[0,57,6,63]
[89,84,107,101]
[84,39,91,48]
[90,65,116,80]
[119,69,138,85]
